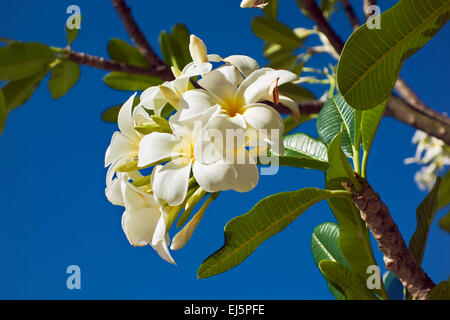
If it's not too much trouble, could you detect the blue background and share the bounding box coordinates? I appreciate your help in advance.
[0,0,448,299]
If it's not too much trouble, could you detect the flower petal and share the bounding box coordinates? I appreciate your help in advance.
[181,61,213,78]
[105,131,138,167]
[230,149,259,192]
[152,161,192,206]
[278,94,300,122]
[176,89,220,122]
[189,35,208,65]
[192,159,237,192]
[238,68,297,104]
[242,103,284,131]
[152,236,176,265]
[198,65,243,101]
[139,86,166,116]
[223,55,260,78]
[121,207,160,247]
[138,132,181,167]
[118,93,139,140]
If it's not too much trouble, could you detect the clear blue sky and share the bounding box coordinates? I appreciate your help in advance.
[0,0,448,299]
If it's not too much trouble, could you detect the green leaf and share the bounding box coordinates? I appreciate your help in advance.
[438,171,450,210]
[337,0,450,109]
[66,14,81,46]
[326,129,355,183]
[319,260,378,300]
[197,188,336,279]
[311,222,348,300]
[428,281,450,300]
[170,24,192,70]
[263,0,279,20]
[316,93,355,158]
[107,38,150,68]
[439,211,450,233]
[279,82,316,102]
[103,72,162,91]
[409,176,441,265]
[251,16,306,50]
[48,60,80,98]
[0,42,54,81]
[361,100,388,153]
[2,68,48,111]
[325,130,384,297]
[0,90,6,135]
[101,98,140,123]
[159,24,192,70]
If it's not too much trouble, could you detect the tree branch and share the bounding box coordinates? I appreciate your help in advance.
[110,0,173,81]
[297,0,450,144]
[347,181,435,300]
[339,0,360,31]
[66,50,168,78]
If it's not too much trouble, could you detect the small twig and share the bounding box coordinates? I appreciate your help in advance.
[110,0,173,81]
[339,0,360,31]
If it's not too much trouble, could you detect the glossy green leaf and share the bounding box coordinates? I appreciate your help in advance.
[107,38,150,68]
[326,129,354,183]
[0,42,54,81]
[103,72,162,91]
[337,0,450,109]
[0,90,6,135]
[409,176,441,265]
[428,281,450,300]
[311,222,348,300]
[316,93,355,158]
[251,16,306,49]
[361,100,388,153]
[2,68,48,111]
[319,260,378,300]
[198,188,336,279]
[48,60,80,98]
[325,130,384,297]
[159,24,191,70]
[263,0,278,20]
[278,133,329,171]
[437,171,450,210]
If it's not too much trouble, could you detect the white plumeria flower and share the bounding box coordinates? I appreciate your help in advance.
[105,93,148,204]
[175,65,298,155]
[240,0,268,9]
[180,35,222,78]
[138,77,192,116]
[107,173,175,264]
[138,105,259,206]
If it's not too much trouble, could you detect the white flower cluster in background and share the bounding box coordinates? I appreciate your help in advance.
[404,130,450,191]
[104,35,299,263]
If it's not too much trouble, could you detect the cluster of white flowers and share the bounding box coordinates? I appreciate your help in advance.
[104,35,299,263]
[404,130,450,191]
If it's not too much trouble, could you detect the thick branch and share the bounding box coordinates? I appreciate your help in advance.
[349,182,435,300]
[339,0,360,31]
[110,0,173,81]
